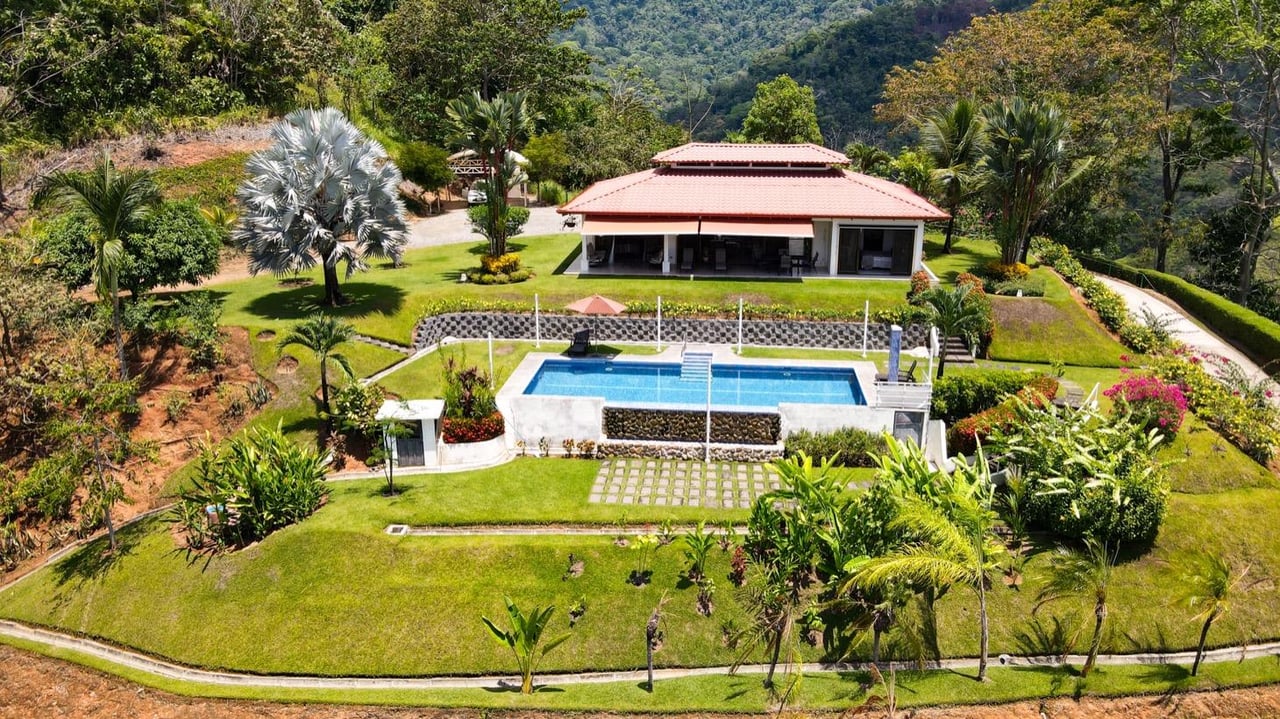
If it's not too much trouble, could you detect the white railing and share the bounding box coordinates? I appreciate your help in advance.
[874,381,933,410]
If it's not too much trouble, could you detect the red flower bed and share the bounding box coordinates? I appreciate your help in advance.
[948,376,1059,454]
[441,412,505,443]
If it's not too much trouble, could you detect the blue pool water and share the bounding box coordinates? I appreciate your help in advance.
[523,359,865,410]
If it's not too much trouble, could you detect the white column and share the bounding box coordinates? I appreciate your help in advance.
[662,234,675,274]
[913,221,926,273]
[829,223,841,276]
[581,234,594,274]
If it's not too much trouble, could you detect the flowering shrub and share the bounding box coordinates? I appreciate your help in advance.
[954,272,996,354]
[1149,350,1279,463]
[872,304,932,326]
[1103,374,1187,440]
[442,356,497,420]
[442,412,505,443]
[908,271,932,302]
[480,252,522,275]
[982,261,1031,281]
[931,370,1050,424]
[948,376,1059,454]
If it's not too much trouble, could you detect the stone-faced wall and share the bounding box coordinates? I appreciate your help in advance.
[596,440,783,462]
[603,407,781,445]
[414,312,926,351]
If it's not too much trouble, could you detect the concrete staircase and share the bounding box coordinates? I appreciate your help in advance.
[681,351,713,382]
[942,336,975,365]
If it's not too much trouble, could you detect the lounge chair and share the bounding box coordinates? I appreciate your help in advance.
[875,359,919,383]
[714,247,727,271]
[567,328,591,357]
[680,247,694,271]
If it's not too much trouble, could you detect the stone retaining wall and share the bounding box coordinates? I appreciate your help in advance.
[414,312,926,350]
[602,407,780,445]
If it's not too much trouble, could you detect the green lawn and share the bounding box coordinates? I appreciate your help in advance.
[6,452,1279,677]
[210,233,914,346]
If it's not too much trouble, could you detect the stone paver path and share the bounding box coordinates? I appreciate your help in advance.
[589,459,782,508]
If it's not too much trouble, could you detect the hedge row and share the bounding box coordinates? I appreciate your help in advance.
[1077,255,1280,375]
[1032,239,1163,353]
[602,407,781,445]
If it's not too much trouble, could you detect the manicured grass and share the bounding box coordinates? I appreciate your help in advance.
[210,233,914,345]
[922,234,999,282]
[4,631,1280,712]
[7,463,1280,677]
[331,459,752,526]
[1162,416,1279,494]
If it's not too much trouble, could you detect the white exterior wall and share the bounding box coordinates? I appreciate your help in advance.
[777,403,898,437]
[812,220,832,273]
[507,395,605,445]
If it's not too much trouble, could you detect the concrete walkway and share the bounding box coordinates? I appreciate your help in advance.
[2,618,1279,694]
[1094,274,1276,385]
[404,206,576,250]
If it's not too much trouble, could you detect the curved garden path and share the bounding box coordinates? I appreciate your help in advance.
[2,618,1278,693]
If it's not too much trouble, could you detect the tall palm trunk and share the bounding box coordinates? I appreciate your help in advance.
[92,434,117,551]
[322,263,346,307]
[1083,599,1106,676]
[319,359,331,419]
[764,628,783,688]
[942,214,957,254]
[935,332,950,380]
[111,292,128,381]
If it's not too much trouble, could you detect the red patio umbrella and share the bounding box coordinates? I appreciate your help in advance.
[566,294,627,315]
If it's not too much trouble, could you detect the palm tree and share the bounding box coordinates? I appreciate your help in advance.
[844,142,892,177]
[918,99,985,254]
[920,285,987,379]
[235,107,407,307]
[278,314,355,420]
[447,91,536,258]
[33,151,161,380]
[980,98,1092,265]
[1180,552,1248,676]
[850,453,1005,681]
[1034,539,1116,677]
[481,596,572,694]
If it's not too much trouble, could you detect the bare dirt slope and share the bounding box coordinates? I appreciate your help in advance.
[1,644,1278,719]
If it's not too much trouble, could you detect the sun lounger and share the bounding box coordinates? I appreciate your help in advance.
[567,328,591,357]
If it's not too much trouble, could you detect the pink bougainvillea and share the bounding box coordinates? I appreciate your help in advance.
[1104,374,1188,440]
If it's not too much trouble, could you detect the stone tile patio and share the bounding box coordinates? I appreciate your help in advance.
[589,459,783,508]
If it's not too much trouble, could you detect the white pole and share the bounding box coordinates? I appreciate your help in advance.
[534,294,541,348]
[488,332,495,389]
[737,297,744,355]
[704,357,712,463]
[861,300,869,358]
[657,295,663,352]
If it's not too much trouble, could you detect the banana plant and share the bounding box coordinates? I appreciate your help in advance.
[481,596,572,694]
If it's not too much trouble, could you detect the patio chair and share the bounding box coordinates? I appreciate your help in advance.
[715,247,728,271]
[875,359,919,383]
[567,328,591,357]
[680,247,694,271]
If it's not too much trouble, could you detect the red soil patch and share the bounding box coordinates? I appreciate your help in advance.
[275,356,299,374]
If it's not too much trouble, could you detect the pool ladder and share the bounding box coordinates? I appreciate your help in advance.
[680,351,713,382]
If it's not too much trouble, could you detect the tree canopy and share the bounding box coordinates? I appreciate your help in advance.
[739,75,823,144]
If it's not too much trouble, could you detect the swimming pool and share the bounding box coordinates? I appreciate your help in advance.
[523,359,866,410]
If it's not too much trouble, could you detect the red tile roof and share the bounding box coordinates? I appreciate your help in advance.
[651,142,850,166]
[559,167,948,221]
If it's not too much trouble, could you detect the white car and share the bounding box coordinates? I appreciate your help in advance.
[467,187,488,205]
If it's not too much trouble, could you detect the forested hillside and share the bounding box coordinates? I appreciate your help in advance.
[678,0,1029,145]
[564,0,885,98]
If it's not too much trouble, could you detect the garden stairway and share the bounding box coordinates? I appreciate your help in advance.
[942,336,975,364]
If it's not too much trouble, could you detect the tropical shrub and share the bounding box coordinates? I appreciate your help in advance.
[171,423,329,553]
[536,180,568,205]
[783,427,888,468]
[330,381,385,440]
[480,252,523,275]
[955,272,995,353]
[442,357,497,419]
[982,261,1031,281]
[948,376,1059,454]
[908,270,932,302]
[991,401,1168,544]
[442,413,505,443]
[931,370,1049,424]
[872,303,932,326]
[1103,374,1187,441]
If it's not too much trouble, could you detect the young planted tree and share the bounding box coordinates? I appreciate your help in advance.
[278,314,355,420]
[1180,552,1248,676]
[918,99,986,254]
[920,285,988,379]
[33,152,161,380]
[851,453,1005,681]
[1034,538,1117,677]
[235,107,407,307]
[980,98,1092,265]
[447,91,537,258]
[481,596,572,694]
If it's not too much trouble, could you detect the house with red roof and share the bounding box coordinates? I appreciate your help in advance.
[558,142,948,278]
